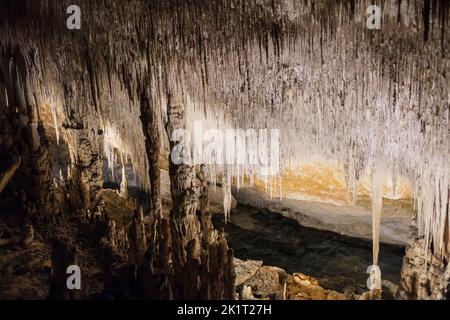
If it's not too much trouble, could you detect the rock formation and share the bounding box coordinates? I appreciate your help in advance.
[0,0,449,300]
[397,223,450,300]
[165,99,235,299]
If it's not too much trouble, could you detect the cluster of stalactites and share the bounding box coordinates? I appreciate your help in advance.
[171,1,450,261]
[0,0,449,258]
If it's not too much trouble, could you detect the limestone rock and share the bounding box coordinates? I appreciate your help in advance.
[287,273,347,300]
[241,285,256,300]
[293,272,319,287]
[358,289,382,300]
[234,258,263,287]
[241,266,286,299]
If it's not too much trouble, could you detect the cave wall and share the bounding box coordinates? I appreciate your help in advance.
[0,47,58,223]
[0,0,449,299]
[397,223,450,299]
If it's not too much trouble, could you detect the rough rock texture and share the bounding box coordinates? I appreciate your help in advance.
[0,222,51,300]
[288,273,347,300]
[234,258,263,287]
[243,266,286,299]
[235,258,348,300]
[139,87,162,218]
[397,225,450,300]
[0,49,58,225]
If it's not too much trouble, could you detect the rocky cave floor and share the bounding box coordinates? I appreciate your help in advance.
[0,189,133,300]
[0,187,404,300]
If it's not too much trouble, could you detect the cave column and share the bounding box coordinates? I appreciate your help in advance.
[64,123,104,213]
[165,100,202,299]
[141,87,162,218]
[62,76,104,214]
[138,86,171,274]
[165,98,236,300]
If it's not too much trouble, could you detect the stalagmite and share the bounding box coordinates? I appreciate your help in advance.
[129,209,147,278]
[198,164,216,245]
[222,165,232,223]
[119,165,128,198]
[369,163,384,291]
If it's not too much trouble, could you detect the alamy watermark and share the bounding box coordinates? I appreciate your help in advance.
[169,121,280,176]
[66,4,380,31]
[66,265,81,290]
[366,5,381,30]
[66,5,81,30]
